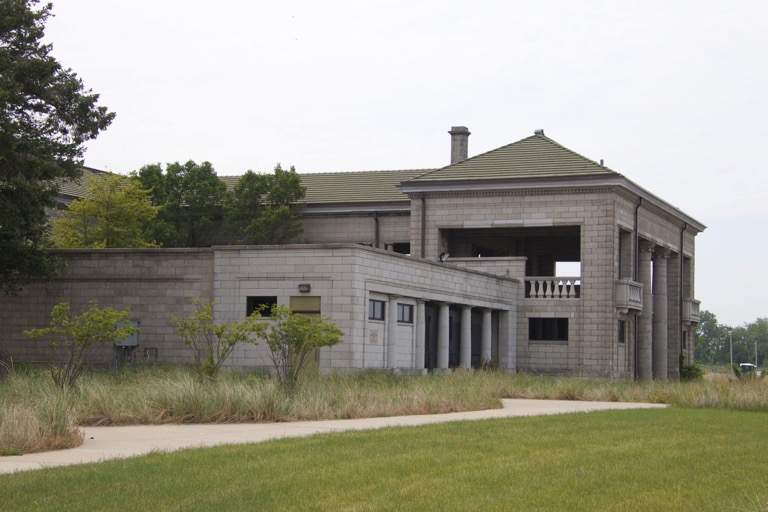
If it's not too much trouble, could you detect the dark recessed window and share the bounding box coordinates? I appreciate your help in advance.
[392,243,411,255]
[247,296,277,317]
[369,299,385,321]
[618,320,626,344]
[397,303,413,323]
[529,318,568,342]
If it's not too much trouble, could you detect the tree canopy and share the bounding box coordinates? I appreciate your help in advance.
[0,0,114,293]
[133,160,226,247]
[51,173,159,248]
[695,310,766,367]
[224,164,305,244]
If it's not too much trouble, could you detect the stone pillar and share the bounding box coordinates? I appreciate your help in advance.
[637,241,654,380]
[437,303,450,369]
[653,249,670,380]
[460,306,472,369]
[481,309,492,364]
[415,300,426,370]
[387,295,399,369]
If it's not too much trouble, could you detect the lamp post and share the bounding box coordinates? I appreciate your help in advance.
[729,329,733,375]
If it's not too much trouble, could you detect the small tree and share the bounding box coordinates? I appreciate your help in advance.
[51,173,159,248]
[223,164,306,244]
[260,304,343,391]
[171,299,265,379]
[23,302,137,389]
[133,161,227,247]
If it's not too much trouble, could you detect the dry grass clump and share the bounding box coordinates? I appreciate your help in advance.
[0,394,83,455]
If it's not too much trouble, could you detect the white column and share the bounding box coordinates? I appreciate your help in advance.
[481,309,492,363]
[415,300,426,370]
[653,249,670,380]
[460,306,472,369]
[387,295,399,369]
[437,302,450,369]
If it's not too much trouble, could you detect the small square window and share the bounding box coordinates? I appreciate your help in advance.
[369,299,385,321]
[397,303,413,323]
[247,296,277,317]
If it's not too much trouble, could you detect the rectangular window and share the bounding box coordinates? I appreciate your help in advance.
[246,296,277,317]
[290,296,321,314]
[618,320,626,344]
[528,318,568,341]
[369,299,385,321]
[397,303,413,323]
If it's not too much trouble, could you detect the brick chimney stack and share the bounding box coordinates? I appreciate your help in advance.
[448,126,470,164]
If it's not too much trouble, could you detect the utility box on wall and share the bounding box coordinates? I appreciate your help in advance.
[116,320,140,347]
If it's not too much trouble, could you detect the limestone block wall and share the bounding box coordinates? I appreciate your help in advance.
[410,188,621,377]
[296,212,410,249]
[213,244,517,372]
[0,249,215,366]
[449,257,527,279]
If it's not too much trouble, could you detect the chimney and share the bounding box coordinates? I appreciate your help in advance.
[448,126,470,164]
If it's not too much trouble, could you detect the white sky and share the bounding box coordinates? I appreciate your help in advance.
[44,0,768,328]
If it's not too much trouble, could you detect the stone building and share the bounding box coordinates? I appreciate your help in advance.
[0,128,704,379]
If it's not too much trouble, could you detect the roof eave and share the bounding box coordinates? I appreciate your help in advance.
[302,201,410,215]
[398,174,706,232]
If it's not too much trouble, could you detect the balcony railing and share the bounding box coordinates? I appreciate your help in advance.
[525,277,581,299]
[615,279,643,313]
[683,298,701,324]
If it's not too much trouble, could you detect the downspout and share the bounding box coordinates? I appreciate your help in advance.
[679,222,688,373]
[420,193,427,259]
[373,212,380,249]
[633,198,643,380]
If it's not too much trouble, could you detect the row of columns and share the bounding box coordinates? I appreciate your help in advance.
[637,241,671,380]
[386,297,493,370]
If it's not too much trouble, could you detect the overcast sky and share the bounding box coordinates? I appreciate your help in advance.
[44,0,768,328]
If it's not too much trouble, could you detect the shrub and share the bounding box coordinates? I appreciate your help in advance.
[258,305,343,391]
[680,362,704,381]
[23,301,137,389]
[171,299,265,379]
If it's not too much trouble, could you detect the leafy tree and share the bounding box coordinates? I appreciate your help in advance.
[133,160,226,247]
[694,310,731,364]
[0,0,114,293]
[258,304,343,391]
[50,173,159,248]
[23,301,137,388]
[224,164,305,244]
[171,298,265,379]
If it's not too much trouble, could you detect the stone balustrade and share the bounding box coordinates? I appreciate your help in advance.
[615,279,643,313]
[525,277,581,299]
[683,298,701,324]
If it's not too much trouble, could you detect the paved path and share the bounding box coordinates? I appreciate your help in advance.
[0,399,666,474]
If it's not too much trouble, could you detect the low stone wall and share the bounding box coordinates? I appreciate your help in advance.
[0,249,214,367]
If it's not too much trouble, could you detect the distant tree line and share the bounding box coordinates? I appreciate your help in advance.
[51,162,306,249]
[695,310,766,367]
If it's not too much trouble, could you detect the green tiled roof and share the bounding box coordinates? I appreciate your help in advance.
[60,135,615,204]
[57,167,106,199]
[406,134,618,183]
[223,169,430,205]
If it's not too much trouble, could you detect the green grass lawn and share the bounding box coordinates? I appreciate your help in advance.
[4,407,767,511]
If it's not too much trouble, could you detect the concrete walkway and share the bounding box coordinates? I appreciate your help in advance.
[0,399,666,474]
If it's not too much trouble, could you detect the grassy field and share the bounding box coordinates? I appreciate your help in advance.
[2,366,768,454]
[3,407,767,511]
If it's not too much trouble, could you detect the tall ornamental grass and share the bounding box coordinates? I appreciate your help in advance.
[2,366,767,455]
